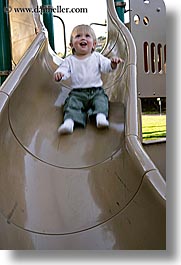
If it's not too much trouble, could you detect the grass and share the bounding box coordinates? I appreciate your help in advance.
[142,114,166,141]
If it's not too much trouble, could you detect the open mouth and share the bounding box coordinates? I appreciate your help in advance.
[80,41,87,47]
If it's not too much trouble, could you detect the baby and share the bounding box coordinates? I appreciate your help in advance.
[54,24,123,134]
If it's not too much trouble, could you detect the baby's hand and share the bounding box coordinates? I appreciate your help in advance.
[111,57,124,69]
[54,72,64,82]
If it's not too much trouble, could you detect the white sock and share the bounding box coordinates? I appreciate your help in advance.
[96,113,109,128]
[58,119,74,134]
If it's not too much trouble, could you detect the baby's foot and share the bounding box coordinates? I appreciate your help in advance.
[58,119,74,134]
[96,113,109,128]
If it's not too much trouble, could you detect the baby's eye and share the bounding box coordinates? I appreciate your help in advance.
[75,34,81,38]
[86,34,91,38]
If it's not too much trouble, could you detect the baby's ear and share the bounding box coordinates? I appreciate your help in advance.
[93,41,97,49]
[70,43,75,54]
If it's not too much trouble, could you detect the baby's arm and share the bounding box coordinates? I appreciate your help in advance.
[54,57,71,82]
[111,57,124,69]
[54,72,64,82]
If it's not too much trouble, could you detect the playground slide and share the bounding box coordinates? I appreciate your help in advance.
[0,0,166,249]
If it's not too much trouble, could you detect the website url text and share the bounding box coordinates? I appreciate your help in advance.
[4,5,88,14]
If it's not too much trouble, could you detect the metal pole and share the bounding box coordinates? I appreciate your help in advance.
[0,0,12,85]
[41,0,55,51]
[157,98,162,116]
[114,0,126,23]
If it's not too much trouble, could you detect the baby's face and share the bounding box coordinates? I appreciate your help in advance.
[71,31,96,56]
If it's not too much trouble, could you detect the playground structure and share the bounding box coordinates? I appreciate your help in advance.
[0,0,166,249]
[128,0,166,179]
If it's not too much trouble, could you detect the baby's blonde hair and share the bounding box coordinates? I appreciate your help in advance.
[70,24,97,54]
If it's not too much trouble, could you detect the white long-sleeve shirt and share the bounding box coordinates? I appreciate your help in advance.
[55,52,113,88]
